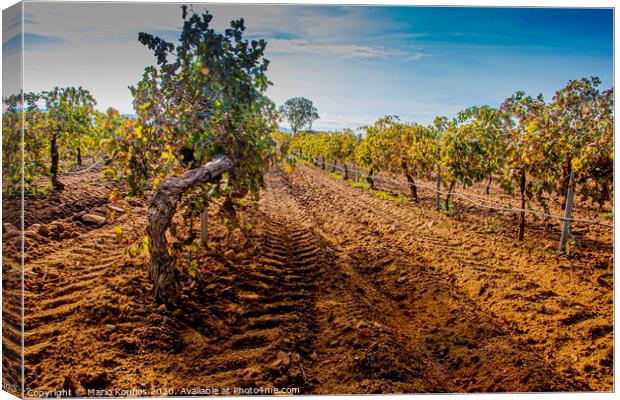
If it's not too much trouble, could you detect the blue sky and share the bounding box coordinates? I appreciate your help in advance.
[3,2,613,130]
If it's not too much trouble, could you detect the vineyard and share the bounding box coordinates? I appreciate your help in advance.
[2,5,614,397]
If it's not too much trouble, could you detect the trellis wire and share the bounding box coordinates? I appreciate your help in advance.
[64,158,109,175]
[64,152,117,176]
[314,159,613,229]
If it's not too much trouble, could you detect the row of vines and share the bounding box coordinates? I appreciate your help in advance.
[2,88,129,196]
[278,77,613,242]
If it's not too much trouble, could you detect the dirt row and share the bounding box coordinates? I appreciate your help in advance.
[3,172,116,230]
[2,165,129,391]
[291,163,612,391]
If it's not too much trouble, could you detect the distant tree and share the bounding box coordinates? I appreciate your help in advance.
[279,97,319,134]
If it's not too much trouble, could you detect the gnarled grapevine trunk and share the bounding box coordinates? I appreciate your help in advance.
[445,181,455,204]
[366,168,375,189]
[402,161,418,202]
[147,157,234,305]
[50,131,64,191]
[343,162,349,180]
[404,173,418,201]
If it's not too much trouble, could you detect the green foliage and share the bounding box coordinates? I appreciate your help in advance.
[326,170,343,180]
[439,107,499,193]
[271,130,292,161]
[2,92,48,197]
[95,107,127,154]
[116,7,276,199]
[42,86,97,161]
[323,129,359,168]
[546,77,613,207]
[353,116,439,199]
[279,97,319,134]
[288,129,360,174]
[498,92,551,202]
[355,116,438,184]
[439,199,456,216]
[3,87,103,196]
[126,236,149,258]
[352,181,372,190]
[483,215,499,234]
[371,190,409,204]
[355,116,398,173]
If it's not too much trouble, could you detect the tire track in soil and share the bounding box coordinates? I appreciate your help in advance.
[20,171,325,393]
[22,206,151,392]
[262,170,446,394]
[2,260,23,397]
[171,170,446,394]
[281,165,583,392]
[191,191,322,390]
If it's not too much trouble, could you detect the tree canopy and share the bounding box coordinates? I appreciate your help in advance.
[279,97,319,134]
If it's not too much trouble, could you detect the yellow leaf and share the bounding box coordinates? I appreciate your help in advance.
[114,226,124,243]
[571,158,583,172]
[108,188,120,203]
[141,236,149,254]
[126,243,139,257]
[152,176,163,189]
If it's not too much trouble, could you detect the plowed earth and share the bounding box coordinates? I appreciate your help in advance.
[4,162,613,396]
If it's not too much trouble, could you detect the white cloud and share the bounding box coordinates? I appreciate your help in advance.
[268,39,405,58]
[407,52,430,61]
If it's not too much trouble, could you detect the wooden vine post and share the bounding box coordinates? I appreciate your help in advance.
[200,208,209,246]
[518,170,527,241]
[559,171,575,251]
[146,157,234,305]
[435,165,441,210]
